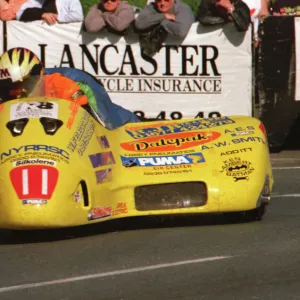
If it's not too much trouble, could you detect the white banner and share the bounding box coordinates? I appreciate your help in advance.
[295,17,300,101]
[0,21,3,57]
[6,21,252,119]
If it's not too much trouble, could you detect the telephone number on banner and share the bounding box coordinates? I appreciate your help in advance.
[134,111,222,120]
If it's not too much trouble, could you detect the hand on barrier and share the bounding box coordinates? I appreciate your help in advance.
[42,13,58,25]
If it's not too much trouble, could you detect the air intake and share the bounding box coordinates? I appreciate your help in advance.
[135,182,207,211]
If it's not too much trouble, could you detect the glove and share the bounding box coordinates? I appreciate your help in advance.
[229,0,251,32]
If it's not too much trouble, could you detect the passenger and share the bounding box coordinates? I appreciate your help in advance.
[16,0,83,24]
[0,47,139,128]
[258,0,269,20]
[242,0,270,47]
[0,48,88,105]
[84,0,135,34]
[0,0,28,21]
[135,0,194,57]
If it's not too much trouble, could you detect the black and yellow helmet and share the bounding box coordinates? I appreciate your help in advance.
[0,47,44,101]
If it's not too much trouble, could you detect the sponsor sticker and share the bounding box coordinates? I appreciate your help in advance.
[112,202,128,216]
[121,152,205,167]
[0,145,69,165]
[95,168,112,184]
[220,148,252,156]
[219,157,254,181]
[89,152,115,168]
[13,158,57,167]
[10,102,58,120]
[125,117,235,139]
[97,136,110,149]
[67,112,95,155]
[144,169,192,175]
[22,200,47,205]
[88,206,112,221]
[73,191,81,203]
[66,102,79,129]
[121,131,220,152]
[231,131,254,137]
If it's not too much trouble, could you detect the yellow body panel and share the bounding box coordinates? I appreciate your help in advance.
[0,97,273,229]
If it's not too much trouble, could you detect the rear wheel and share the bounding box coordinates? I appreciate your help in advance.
[244,204,267,221]
[226,204,267,223]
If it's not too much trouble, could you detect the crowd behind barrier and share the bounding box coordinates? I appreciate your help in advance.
[0,19,252,119]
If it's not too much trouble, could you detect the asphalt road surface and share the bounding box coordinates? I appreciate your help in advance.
[0,151,300,300]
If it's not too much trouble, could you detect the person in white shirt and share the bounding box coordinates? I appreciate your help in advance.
[16,0,83,24]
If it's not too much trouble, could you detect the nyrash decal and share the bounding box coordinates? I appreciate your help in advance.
[121,131,220,152]
[1,145,69,162]
[121,152,205,167]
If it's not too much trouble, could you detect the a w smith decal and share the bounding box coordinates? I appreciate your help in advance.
[121,153,205,167]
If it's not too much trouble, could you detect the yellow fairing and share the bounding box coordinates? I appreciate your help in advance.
[0,97,273,229]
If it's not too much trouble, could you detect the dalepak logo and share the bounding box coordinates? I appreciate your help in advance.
[121,131,220,152]
[121,152,205,167]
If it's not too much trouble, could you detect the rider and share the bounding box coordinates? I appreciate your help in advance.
[0,48,89,105]
[0,47,139,129]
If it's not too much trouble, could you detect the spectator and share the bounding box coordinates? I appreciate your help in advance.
[242,0,270,47]
[259,0,269,20]
[135,0,194,56]
[84,0,135,34]
[0,0,28,20]
[196,0,251,32]
[270,0,300,15]
[16,0,83,24]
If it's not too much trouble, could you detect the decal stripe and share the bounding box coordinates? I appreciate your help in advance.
[42,169,48,195]
[22,169,29,195]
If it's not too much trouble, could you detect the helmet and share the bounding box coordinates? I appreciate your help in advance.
[0,47,44,101]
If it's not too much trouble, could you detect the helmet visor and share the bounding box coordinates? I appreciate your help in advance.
[6,75,42,100]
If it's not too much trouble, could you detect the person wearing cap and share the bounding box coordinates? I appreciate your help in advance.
[134,0,194,57]
[84,0,135,34]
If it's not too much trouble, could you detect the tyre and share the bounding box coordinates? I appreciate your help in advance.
[226,204,267,223]
[244,204,266,221]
